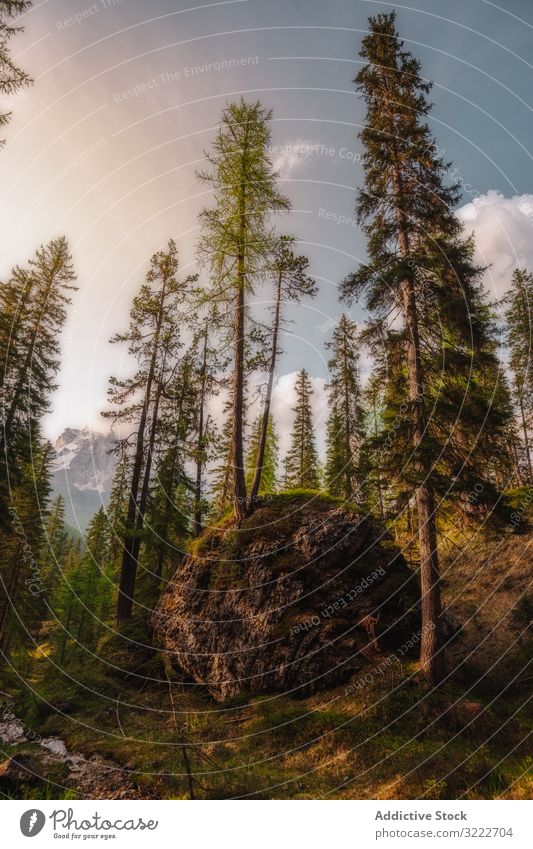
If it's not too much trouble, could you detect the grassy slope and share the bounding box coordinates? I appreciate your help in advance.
[1,494,531,800]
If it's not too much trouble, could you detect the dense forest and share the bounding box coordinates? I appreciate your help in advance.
[0,4,531,800]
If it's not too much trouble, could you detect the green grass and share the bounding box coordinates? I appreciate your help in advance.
[2,648,531,800]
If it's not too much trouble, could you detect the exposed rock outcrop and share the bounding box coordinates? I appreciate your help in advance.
[155,494,420,701]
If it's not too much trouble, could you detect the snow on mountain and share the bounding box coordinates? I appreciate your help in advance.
[51,428,117,531]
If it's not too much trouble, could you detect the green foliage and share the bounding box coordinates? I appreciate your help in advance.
[504,268,533,482]
[51,508,116,664]
[197,98,290,517]
[103,240,198,620]
[341,11,513,528]
[0,429,54,656]
[324,314,365,501]
[197,99,290,294]
[0,238,77,525]
[0,1,33,146]
[284,370,320,490]
[245,414,278,494]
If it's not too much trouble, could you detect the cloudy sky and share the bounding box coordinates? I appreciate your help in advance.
[2,0,533,450]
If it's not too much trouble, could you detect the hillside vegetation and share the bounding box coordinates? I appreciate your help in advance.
[1,499,531,800]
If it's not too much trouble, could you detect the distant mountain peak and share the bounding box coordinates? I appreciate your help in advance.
[52,428,117,531]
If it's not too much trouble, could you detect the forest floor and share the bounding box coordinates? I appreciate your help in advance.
[0,517,531,800]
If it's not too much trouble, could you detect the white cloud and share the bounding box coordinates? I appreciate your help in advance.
[268,137,322,176]
[271,371,328,458]
[458,191,533,298]
[203,371,329,470]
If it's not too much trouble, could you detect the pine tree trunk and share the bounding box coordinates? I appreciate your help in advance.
[233,281,247,519]
[248,272,282,508]
[372,399,385,519]
[193,328,208,535]
[159,383,188,573]
[519,397,533,484]
[116,400,148,623]
[129,387,162,583]
[510,432,524,487]
[342,330,353,501]
[116,284,167,622]
[232,143,249,521]
[400,263,445,685]
[385,100,445,683]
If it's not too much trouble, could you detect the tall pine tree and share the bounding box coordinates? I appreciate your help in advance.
[341,12,512,682]
[103,240,196,622]
[0,238,77,525]
[197,99,289,519]
[248,236,316,507]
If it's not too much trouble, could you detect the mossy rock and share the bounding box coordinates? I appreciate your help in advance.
[155,493,419,700]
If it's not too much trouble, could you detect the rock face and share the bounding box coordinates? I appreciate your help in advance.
[52,428,117,530]
[155,495,419,701]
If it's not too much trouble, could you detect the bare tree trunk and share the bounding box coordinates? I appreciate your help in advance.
[248,272,282,509]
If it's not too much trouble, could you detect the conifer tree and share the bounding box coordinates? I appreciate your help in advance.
[284,370,320,489]
[191,320,222,535]
[245,413,278,495]
[324,407,345,498]
[360,372,385,518]
[504,268,533,483]
[53,538,82,665]
[197,99,289,519]
[81,506,113,649]
[0,432,53,655]
[104,444,129,571]
[341,12,512,682]
[324,314,365,501]
[146,352,198,584]
[103,240,197,622]
[53,508,111,660]
[0,238,77,524]
[210,402,234,516]
[37,494,68,618]
[0,2,33,146]
[248,236,316,507]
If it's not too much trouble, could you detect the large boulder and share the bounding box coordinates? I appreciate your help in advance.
[155,494,419,700]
